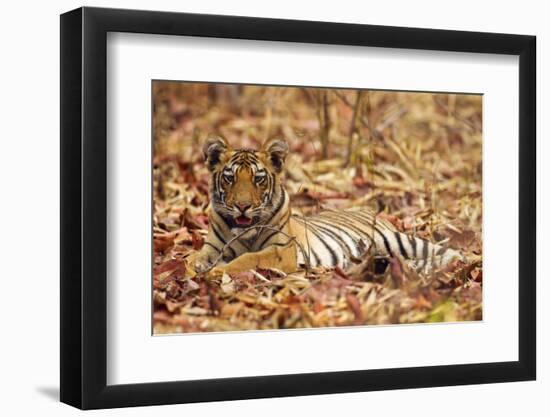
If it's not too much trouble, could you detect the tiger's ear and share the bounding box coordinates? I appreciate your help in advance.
[262,138,288,173]
[203,135,229,172]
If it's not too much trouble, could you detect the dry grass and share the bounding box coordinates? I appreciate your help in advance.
[152,82,482,334]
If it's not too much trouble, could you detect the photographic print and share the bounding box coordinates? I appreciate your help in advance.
[152,81,483,334]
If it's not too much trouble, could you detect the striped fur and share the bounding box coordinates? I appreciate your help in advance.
[193,136,463,275]
[291,208,462,271]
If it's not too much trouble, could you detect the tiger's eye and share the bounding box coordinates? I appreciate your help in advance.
[223,174,234,183]
[254,175,266,184]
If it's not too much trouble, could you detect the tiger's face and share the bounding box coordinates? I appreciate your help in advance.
[203,136,289,229]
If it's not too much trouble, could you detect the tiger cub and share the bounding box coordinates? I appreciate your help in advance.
[191,135,463,277]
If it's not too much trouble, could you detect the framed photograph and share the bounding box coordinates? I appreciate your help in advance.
[60,6,536,409]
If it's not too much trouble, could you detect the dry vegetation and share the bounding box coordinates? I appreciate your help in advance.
[152,82,483,334]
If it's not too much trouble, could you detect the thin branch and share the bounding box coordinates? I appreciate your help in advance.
[434,96,479,132]
[317,90,331,159]
[335,90,407,142]
[345,90,364,166]
[374,106,408,133]
[332,90,354,108]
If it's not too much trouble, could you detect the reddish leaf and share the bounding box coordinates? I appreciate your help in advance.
[346,294,363,325]
[191,230,205,250]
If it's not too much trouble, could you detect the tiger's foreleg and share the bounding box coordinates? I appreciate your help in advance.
[207,242,298,278]
[186,243,220,276]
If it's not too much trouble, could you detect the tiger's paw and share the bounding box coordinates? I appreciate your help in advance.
[193,258,212,274]
[206,266,225,280]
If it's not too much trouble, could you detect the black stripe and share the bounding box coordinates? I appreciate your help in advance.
[268,173,275,201]
[421,238,429,270]
[434,246,447,268]
[345,211,393,256]
[309,220,354,260]
[259,170,272,203]
[265,185,286,224]
[257,231,280,250]
[347,211,383,231]
[342,210,377,228]
[326,211,382,255]
[211,222,226,245]
[313,216,362,246]
[345,209,375,224]
[309,219,352,254]
[215,171,222,199]
[394,232,409,259]
[379,231,394,257]
[309,247,321,267]
[211,222,236,258]
[229,150,258,164]
[204,242,221,253]
[301,221,339,266]
[296,217,320,267]
[211,203,250,254]
[255,188,287,248]
[318,211,375,245]
[237,237,252,252]
[257,212,291,249]
[408,235,417,258]
[288,223,320,268]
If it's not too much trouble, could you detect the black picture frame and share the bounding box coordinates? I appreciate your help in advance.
[60,6,536,410]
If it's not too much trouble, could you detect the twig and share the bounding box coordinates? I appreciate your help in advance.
[374,106,408,133]
[317,90,331,159]
[332,90,408,159]
[263,88,278,142]
[332,90,354,108]
[334,90,379,141]
[250,269,271,282]
[434,96,479,132]
[345,90,364,166]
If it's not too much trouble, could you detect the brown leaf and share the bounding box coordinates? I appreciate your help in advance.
[154,235,175,253]
[346,294,363,325]
[447,228,476,251]
[470,268,482,282]
[230,270,258,284]
[174,227,193,244]
[414,294,432,310]
[191,230,205,250]
[389,257,406,287]
[154,259,182,278]
[378,213,404,231]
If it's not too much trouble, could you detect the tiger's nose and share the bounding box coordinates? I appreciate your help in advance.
[235,202,252,213]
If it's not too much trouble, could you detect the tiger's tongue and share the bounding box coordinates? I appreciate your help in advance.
[235,216,252,226]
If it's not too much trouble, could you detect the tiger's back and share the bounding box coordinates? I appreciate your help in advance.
[291,207,463,272]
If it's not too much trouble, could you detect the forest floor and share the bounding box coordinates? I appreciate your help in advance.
[152,83,483,334]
